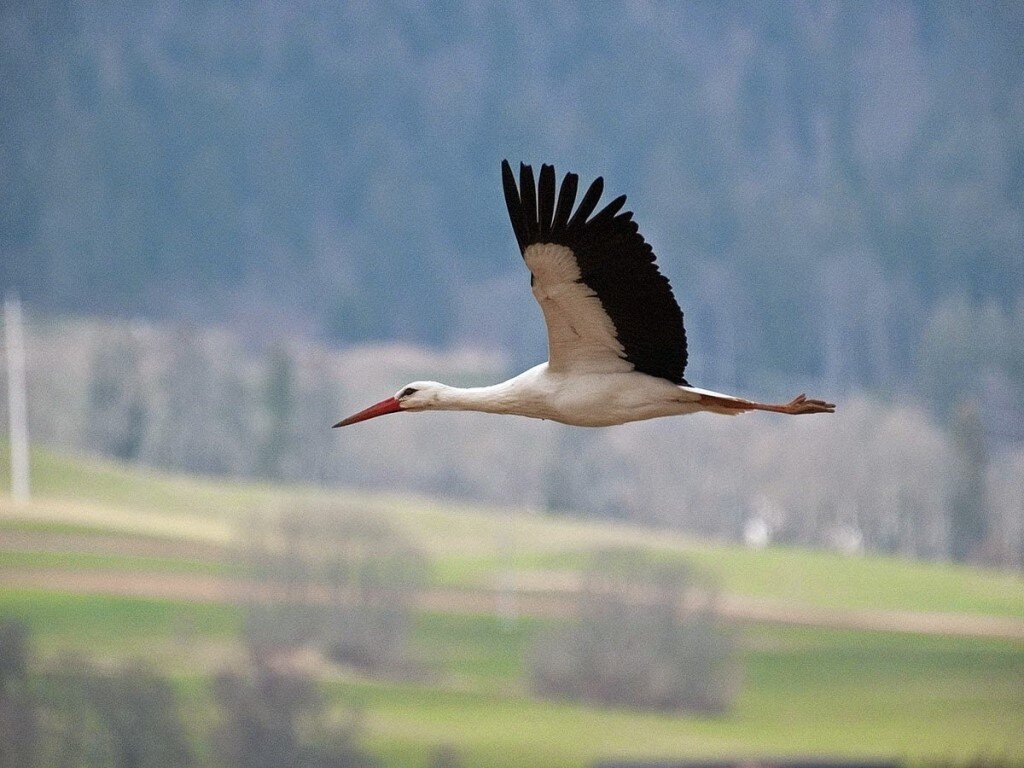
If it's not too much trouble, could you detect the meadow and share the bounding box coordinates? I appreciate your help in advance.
[1,446,1023,766]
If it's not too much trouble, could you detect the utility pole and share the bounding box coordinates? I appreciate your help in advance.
[4,293,30,503]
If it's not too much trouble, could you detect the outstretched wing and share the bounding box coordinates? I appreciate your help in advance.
[501,160,688,384]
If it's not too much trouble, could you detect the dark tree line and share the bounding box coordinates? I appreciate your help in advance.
[2,2,1023,406]
[0,618,375,768]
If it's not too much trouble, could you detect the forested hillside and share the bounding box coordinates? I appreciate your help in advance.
[2,2,1023,422]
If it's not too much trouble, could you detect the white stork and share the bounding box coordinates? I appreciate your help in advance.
[334,161,834,429]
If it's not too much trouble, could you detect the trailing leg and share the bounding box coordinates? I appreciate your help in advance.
[697,392,835,416]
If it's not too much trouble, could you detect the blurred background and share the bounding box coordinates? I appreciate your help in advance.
[0,2,1022,766]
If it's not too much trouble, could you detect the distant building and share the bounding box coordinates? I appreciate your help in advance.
[743,516,771,549]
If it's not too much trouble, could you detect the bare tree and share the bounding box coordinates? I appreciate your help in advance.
[531,550,737,713]
[241,505,427,674]
[949,401,990,562]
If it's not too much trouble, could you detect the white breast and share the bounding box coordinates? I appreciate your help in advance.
[507,365,694,427]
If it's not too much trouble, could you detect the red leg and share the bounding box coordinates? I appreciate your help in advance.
[698,392,835,415]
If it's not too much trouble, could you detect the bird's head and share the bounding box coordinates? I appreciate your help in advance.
[332,381,444,427]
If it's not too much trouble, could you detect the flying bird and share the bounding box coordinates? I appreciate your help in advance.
[334,161,834,429]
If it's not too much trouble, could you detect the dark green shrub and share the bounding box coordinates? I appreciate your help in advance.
[0,619,36,768]
[39,658,194,768]
[212,652,373,768]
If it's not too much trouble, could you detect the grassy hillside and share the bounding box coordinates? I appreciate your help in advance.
[3,446,1023,618]
[1,446,1023,765]
[0,588,1020,766]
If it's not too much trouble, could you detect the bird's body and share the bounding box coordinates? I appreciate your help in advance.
[334,161,834,429]
[391,367,757,427]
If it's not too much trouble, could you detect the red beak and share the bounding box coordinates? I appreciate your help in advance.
[332,397,403,428]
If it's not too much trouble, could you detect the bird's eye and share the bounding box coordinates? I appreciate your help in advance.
[398,387,418,399]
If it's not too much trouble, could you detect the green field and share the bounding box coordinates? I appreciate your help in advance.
[1,588,1020,766]
[4,446,1022,617]
[1,446,1023,765]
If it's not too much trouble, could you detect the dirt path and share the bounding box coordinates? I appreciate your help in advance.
[0,531,229,561]
[3,568,1023,642]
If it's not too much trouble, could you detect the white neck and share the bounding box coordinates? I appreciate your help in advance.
[431,381,523,415]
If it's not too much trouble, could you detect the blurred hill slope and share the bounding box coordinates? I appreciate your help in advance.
[2,445,1022,621]
[1,446,1023,764]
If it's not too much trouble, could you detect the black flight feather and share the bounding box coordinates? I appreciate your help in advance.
[518,164,538,242]
[590,194,627,226]
[567,176,604,232]
[501,161,527,253]
[537,164,556,239]
[552,172,578,231]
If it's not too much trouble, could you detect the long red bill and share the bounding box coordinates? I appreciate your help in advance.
[332,397,402,428]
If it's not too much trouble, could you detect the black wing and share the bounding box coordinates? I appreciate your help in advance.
[501,160,689,385]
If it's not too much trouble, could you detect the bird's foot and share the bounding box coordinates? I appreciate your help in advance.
[782,393,835,415]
